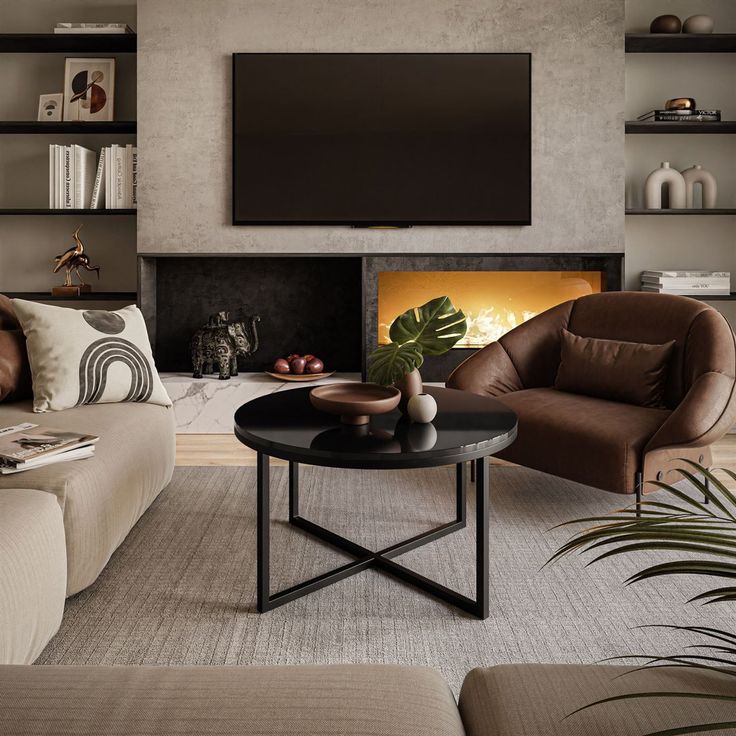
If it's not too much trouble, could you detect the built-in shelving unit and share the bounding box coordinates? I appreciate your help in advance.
[691,293,736,301]
[0,31,137,303]
[4,292,137,302]
[626,208,736,215]
[625,33,736,53]
[625,121,736,134]
[0,121,136,134]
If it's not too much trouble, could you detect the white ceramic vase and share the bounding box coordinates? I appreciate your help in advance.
[681,165,717,209]
[407,393,437,423]
[644,162,686,210]
[683,14,714,34]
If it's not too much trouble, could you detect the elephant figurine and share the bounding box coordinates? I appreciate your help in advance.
[191,311,260,380]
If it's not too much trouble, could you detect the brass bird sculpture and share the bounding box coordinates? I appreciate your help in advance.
[53,225,101,288]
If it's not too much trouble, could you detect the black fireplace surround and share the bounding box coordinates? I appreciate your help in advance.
[139,253,622,382]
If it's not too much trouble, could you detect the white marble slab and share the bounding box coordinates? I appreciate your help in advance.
[161,372,361,433]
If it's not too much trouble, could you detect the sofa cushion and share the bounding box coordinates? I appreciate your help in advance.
[555,329,674,408]
[0,489,66,664]
[0,401,175,595]
[495,388,670,494]
[0,294,19,329]
[459,664,736,736]
[0,664,465,736]
[12,300,171,412]
[0,329,32,403]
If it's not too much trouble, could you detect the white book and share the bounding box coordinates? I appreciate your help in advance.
[54,145,63,208]
[114,145,124,208]
[63,145,74,209]
[48,144,54,209]
[72,145,97,209]
[125,144,134,207]
[90,148,106,209]
[642,286,731,296]
[54,23,133,34]
[131,147,138,208]
[642,276,730,288]
[104,146,110,209]
[642,270,730,279]
[0,446,96,474]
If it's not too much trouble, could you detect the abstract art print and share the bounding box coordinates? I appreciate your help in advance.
[63,58,115,122]
[37,93,63,121]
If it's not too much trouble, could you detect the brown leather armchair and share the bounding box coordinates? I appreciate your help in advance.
[447,292,736,498]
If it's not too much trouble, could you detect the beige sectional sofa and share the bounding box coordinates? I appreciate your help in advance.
[0,662,733,735]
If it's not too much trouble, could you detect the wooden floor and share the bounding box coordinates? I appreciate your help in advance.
[176,433,736,474]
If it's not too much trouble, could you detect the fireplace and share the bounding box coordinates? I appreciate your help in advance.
[139,253,622,382]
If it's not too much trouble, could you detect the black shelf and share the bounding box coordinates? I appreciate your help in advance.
[626,121,736,134]
[0,33,136,54]
[0,121,136,134]
[690,293,736,301]
[0,209,136,215]
[626,209,736,215]
[625,33,736,53]
[5,292,137,302]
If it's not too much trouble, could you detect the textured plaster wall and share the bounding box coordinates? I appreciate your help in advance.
[138,0,624,255]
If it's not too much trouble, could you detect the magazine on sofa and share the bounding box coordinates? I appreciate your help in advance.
[0,423,98,472]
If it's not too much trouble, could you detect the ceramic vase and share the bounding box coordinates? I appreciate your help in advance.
[681,165,717,209]
[644,162,686,210]
[650,14,681,33]
[683,14,714,34]
[394,368,423,414]
[407,393,438,424]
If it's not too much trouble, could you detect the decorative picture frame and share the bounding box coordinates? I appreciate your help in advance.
[63,58,115,122]
[37,93,64,121]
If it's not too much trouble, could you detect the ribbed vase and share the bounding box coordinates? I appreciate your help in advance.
[681,165,717,209]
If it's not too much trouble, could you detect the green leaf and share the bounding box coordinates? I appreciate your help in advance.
[388,296,467,356]
[366,341,424,386]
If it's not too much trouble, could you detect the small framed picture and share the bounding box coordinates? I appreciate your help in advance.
[38,93,64,121]
[63,58,115,122]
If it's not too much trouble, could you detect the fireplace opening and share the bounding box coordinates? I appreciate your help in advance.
[378,271,604,349]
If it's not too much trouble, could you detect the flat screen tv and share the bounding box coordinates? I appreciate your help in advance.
[232,53,531,226]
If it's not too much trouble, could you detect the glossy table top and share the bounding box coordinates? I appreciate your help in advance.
[234,385,517,469]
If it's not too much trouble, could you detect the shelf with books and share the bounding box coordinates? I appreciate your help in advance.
[4,292,137,302]
[0,33,136,54]
[625,121,736,134]
[0,122,136,134]
[0,209,136,215]
[625,33,736,53]
[626,209,736,215]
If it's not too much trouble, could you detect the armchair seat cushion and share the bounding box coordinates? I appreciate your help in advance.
[495,388,670,494]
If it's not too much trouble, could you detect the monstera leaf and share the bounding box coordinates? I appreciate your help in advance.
[367,341,424,386]
[389,296,467,356]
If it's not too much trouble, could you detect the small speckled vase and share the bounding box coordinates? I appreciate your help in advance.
[681,165,717,209]
[644,162,686,209]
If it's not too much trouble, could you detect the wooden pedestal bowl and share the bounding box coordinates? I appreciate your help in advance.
[309,383,401,425]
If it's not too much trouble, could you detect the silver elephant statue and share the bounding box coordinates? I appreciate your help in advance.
[191,311,260,380]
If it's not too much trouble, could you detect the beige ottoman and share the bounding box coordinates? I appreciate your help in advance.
[0,664,464,736]
[0,489,66,664]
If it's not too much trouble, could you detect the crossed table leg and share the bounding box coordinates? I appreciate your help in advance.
[256,455,490,619]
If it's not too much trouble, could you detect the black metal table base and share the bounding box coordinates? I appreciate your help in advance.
[257,456,490,619]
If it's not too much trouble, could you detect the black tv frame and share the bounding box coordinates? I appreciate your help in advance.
[231,52,532,227]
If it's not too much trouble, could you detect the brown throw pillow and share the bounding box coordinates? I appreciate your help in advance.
[0,294,20,330]
[555,329,675,408]
[0,329,33,402]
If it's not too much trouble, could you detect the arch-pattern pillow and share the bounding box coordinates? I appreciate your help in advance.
[12,300,171,413]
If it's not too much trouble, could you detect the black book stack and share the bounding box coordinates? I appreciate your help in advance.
[637,109,721,122]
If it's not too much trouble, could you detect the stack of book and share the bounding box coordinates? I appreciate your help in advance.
[53,22,134,34]
[641,270,731,296]
[0,423,98,475]
[637,109,721,123]
[49,144,137,209]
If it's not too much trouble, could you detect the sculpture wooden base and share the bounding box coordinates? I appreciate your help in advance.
[51,284,92,297]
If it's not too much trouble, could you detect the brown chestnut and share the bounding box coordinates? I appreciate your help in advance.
[306,358,324,374]
[273,358,290,374]
[290,357,307,374]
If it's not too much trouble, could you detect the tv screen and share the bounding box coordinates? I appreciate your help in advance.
[232,53,531,226]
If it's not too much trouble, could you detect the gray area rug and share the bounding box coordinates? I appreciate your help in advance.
[38,465,728,693]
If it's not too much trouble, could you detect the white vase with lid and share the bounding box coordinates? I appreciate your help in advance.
[644,162,687,210]
[680,165,717,209]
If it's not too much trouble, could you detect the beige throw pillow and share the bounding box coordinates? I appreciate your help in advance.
[12,300,171,413]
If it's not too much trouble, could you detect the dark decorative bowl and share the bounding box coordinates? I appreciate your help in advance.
[309,383,401,425]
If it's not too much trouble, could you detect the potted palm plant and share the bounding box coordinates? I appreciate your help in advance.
[550,461,736,735]
[367,296,467,411]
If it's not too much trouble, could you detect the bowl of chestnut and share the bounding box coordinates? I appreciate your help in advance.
[265,354,335,382]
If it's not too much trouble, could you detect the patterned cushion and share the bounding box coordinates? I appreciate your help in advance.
[12,300,171,413]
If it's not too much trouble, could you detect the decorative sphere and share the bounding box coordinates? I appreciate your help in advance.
[683,14,714,34]
[650,14,682,33]
[407,393,438,424]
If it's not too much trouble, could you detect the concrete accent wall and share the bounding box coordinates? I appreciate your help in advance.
[138,0,624,255]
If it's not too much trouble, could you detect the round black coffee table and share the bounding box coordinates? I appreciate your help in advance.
[234,385,517,619]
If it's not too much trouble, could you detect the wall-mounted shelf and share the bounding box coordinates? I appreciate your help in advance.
[5,292,137,302]
[626,121,736,134]
[0,209,136,215]
[690,293,736,301]
[626,209,736,215]
[0,121,136,134]
[0,33,136,54]
[625,33,736,53]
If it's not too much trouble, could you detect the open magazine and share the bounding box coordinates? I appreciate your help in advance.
[0,423,98,474]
